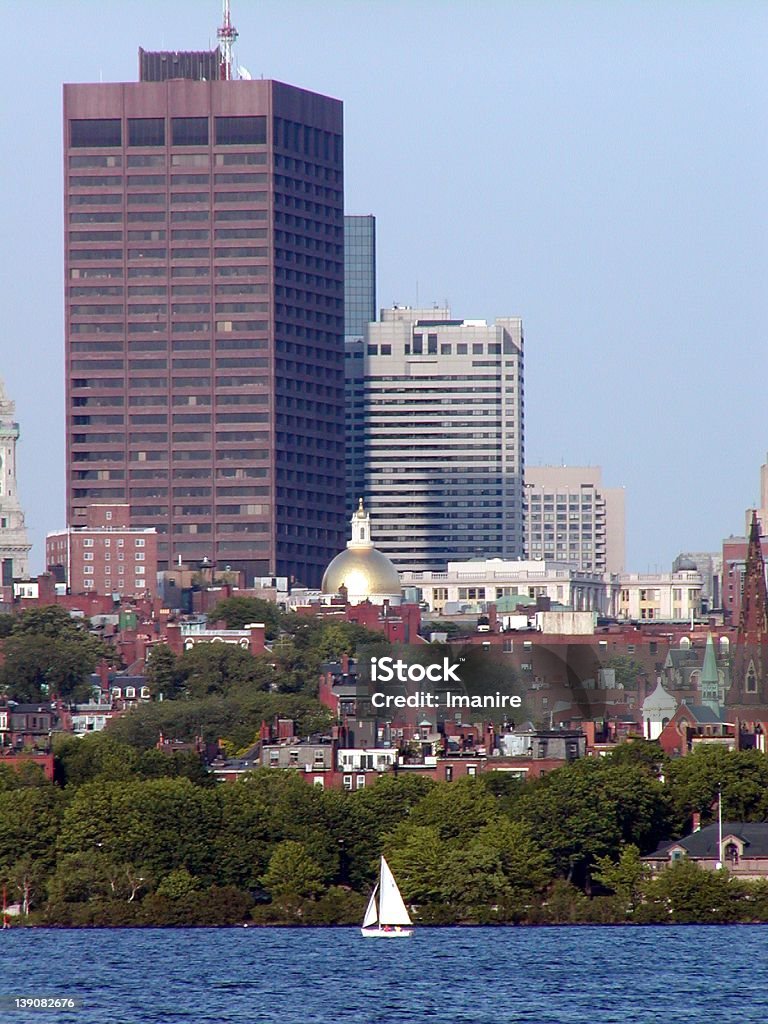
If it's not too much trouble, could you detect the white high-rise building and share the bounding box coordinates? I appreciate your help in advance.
[346,306,524,572]
[0,379,31,580]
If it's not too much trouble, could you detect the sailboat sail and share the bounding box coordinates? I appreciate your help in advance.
[378,857,412,926]
[362,884,379,929]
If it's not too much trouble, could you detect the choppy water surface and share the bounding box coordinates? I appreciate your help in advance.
[2,925,767,1023]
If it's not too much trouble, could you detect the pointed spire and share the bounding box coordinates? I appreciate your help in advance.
[739,510,768,642]
[700,632,721,710]
[701,633,719,685]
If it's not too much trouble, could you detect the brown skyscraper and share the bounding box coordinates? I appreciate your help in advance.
[63,48,345,585]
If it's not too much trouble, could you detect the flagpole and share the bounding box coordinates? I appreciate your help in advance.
[716,782,723,869]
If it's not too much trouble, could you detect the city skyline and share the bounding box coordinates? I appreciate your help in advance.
[2,1,767,572]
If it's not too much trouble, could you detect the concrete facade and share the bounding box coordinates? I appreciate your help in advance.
[347,305,525,572]
[524,465,625,575]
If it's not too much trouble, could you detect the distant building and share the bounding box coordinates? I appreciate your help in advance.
[344,214,376,504]
[524,466,625,575]
[46,503,158,598]
[672,552,722,610]
[347,305,525,572]
[0,379,32,581]
[402,558,613,616]
[617,570,702,621]
[748,453,768,537]
[344,215,376,340]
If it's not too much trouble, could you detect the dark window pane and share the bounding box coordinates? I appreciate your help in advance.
[128,118,166,147]
[71,119,122,147]
[172,118,209,146]
[215,116,267,146]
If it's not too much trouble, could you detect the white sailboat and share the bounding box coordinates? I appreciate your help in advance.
[360,856,413,937]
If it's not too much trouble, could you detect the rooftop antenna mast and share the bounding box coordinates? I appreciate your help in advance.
[217,0,238,80]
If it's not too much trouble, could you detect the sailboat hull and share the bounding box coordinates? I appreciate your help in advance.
[360,926,413,937]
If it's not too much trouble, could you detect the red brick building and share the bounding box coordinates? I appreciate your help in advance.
[46,503,158,598]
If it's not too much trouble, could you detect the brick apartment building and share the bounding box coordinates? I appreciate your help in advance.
[46,503,158,598]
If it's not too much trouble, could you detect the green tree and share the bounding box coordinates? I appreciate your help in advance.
[592,844,648,915]
[343,775,435,888]
[207,596,282,637]
[56,777,219,881]
[381,824,447,904]
[55,734,139,787]
[0,627,115,702]
[176,643,272,699]
[409,777,500,842]
[260,840,325,900]
[666,747,768,830]
[12,605,88,638]
[145,644,182,699]
[608,739,666,776]
[156,867,200,900]
[0,787,65,875]
[313,622,389,661]
[476,818,553,898]
[1,855,49,914]
[512,757,671,883]
[642,859,747,924]
[0,762,52,791]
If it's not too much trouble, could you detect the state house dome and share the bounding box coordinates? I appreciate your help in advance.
[321,499,402,606]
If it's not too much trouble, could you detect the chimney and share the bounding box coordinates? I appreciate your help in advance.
[692,811,701,833]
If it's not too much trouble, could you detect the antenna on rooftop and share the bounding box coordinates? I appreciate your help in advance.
[217,0,239,80]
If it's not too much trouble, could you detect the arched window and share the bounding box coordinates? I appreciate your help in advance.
[746,662,758,693]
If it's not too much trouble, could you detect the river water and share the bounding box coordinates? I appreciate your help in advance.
[1,925,766,1023]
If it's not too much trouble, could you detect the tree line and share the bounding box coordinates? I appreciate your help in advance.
[3,740,768,926]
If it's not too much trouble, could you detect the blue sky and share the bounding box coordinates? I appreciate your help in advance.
[2,0,766,572]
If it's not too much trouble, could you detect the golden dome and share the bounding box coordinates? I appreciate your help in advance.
[321,499,402,603]
[321,547,402,602]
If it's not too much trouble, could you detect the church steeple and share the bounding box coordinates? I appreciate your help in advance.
[739,511,768,642]
[728,510,768,716]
